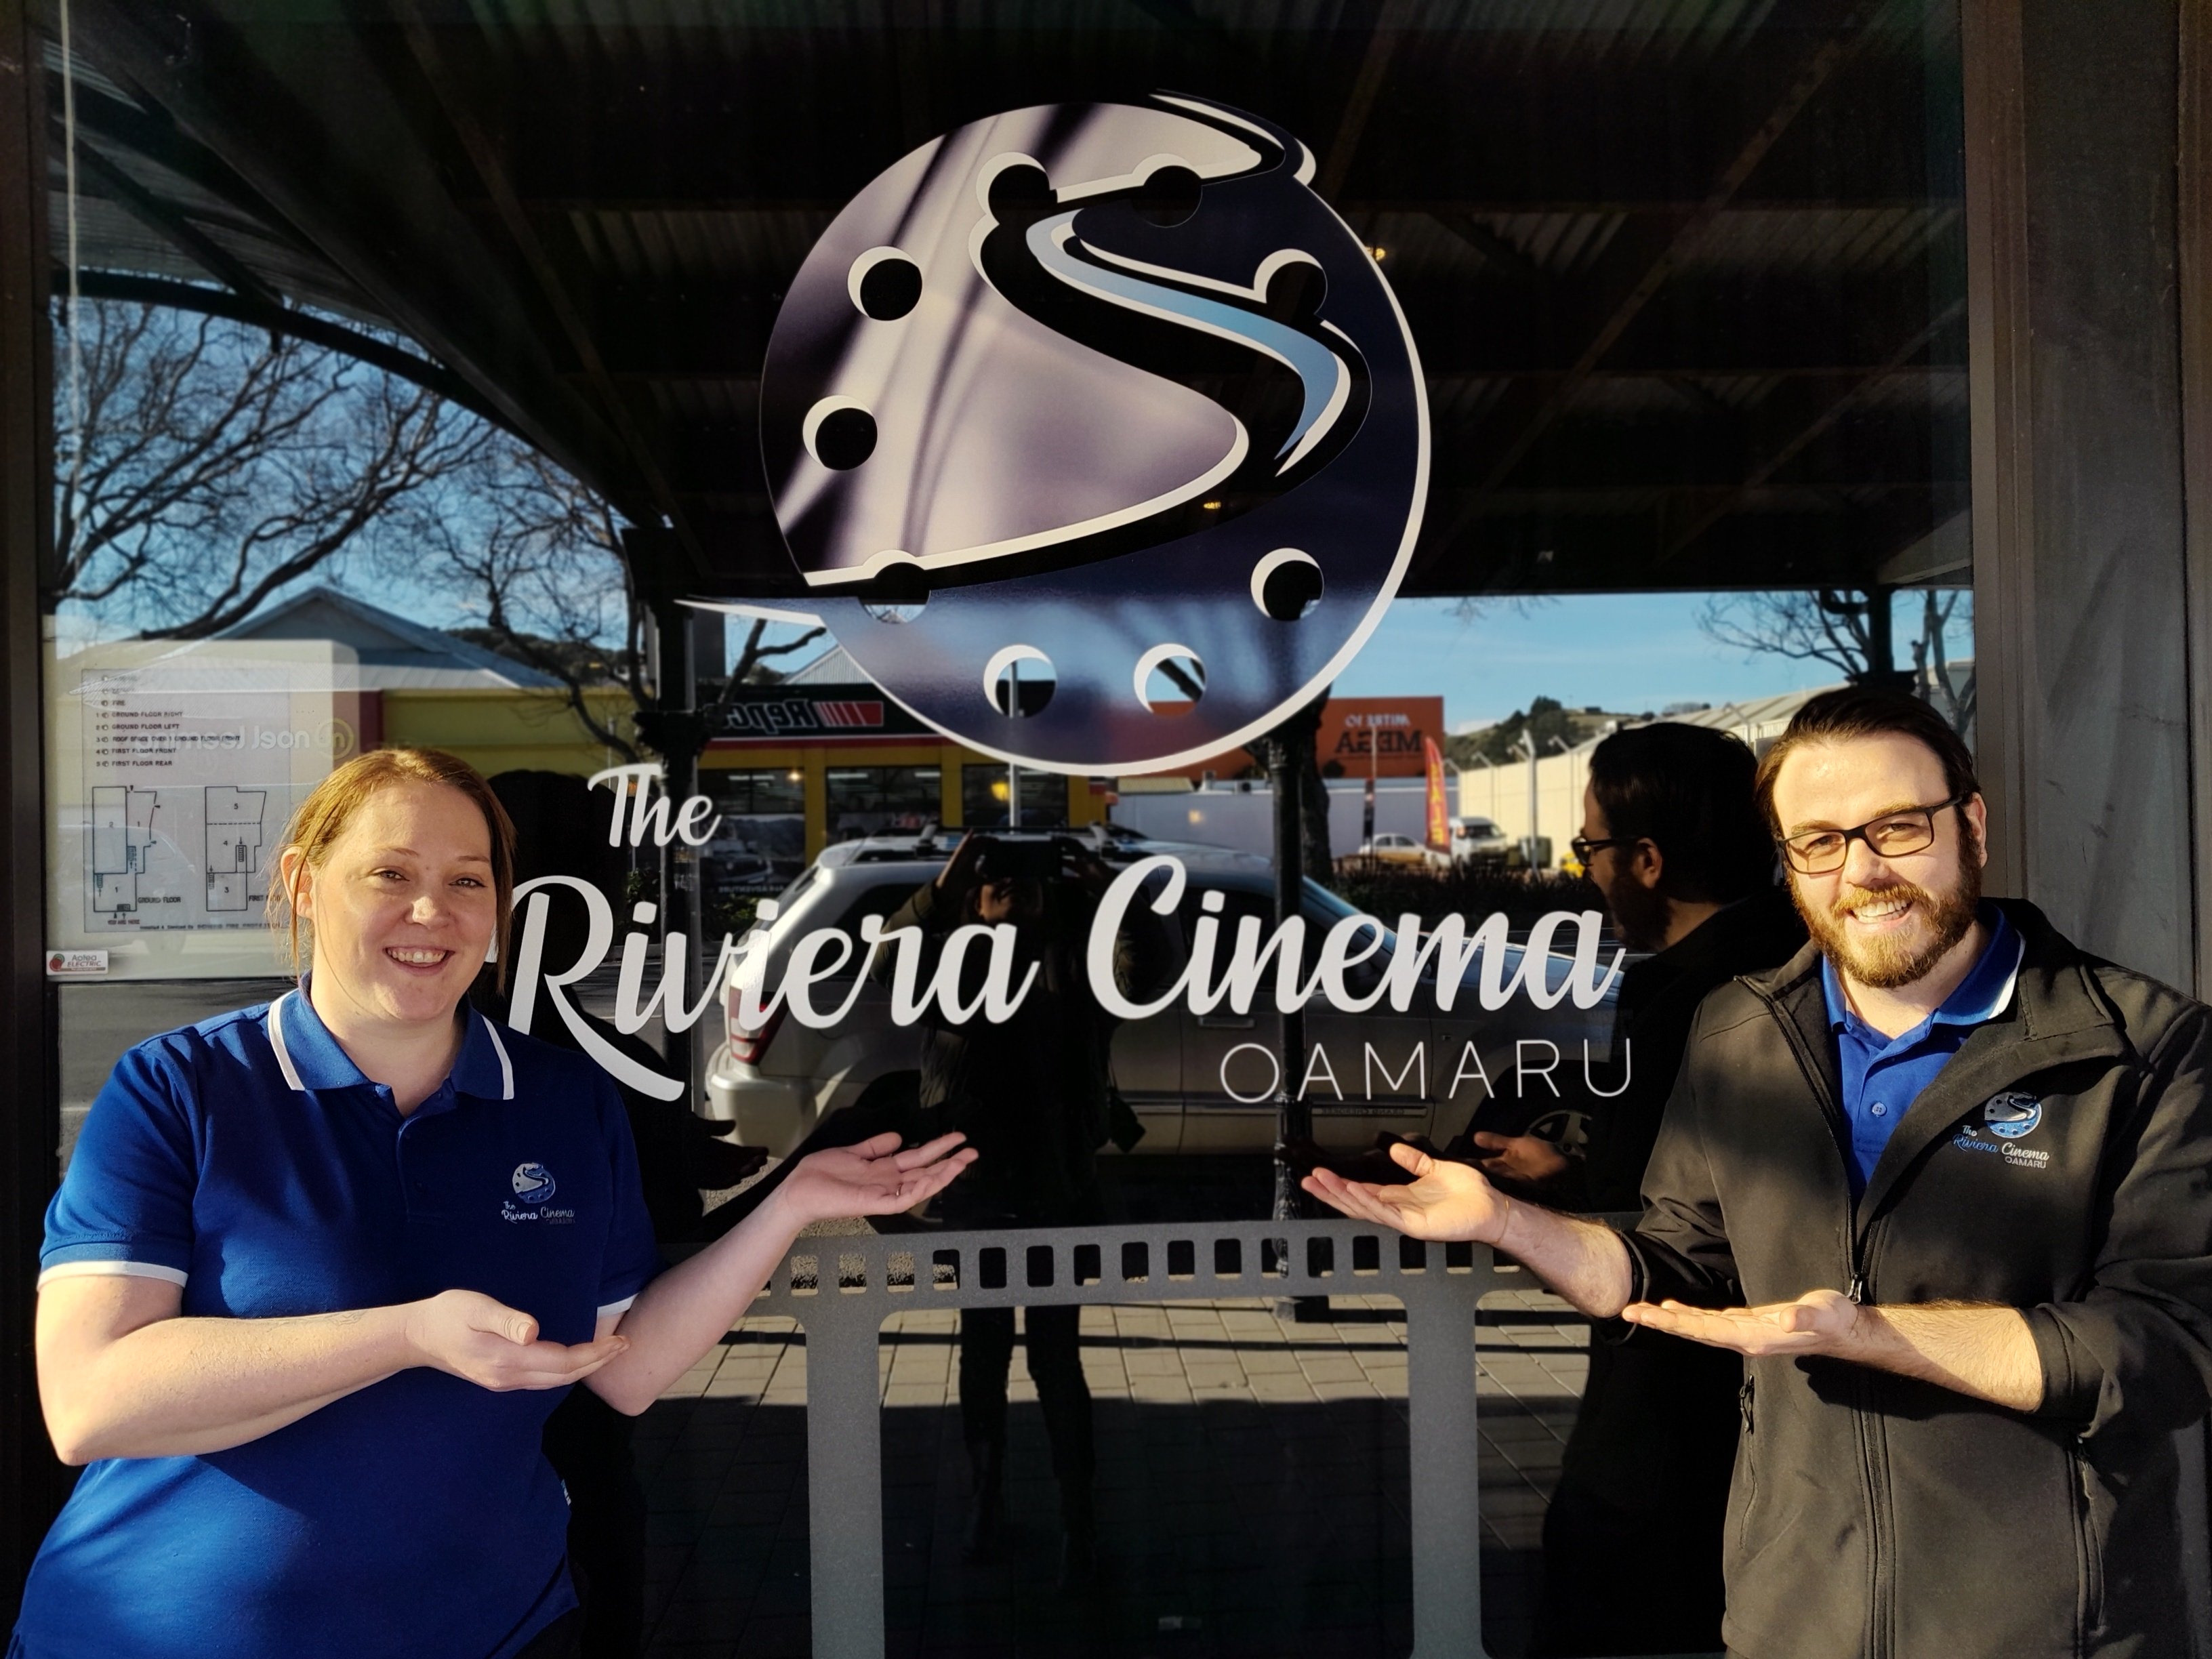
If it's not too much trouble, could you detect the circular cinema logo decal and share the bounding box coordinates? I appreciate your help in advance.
[510,1162,557,1204]
[746,96,1429,775]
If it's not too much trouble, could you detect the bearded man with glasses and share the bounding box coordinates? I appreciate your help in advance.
[1306,687,2212,1659]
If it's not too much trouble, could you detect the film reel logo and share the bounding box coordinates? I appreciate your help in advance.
[745,96,1429,775]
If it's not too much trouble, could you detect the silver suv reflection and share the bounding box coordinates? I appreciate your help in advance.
[702,830,1616,1157]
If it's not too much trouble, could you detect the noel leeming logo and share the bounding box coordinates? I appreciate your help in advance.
[504,1162,575,1224]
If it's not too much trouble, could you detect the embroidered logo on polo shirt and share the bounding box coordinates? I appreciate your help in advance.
[503,1162,576,1224]
[511,1163,558,1204]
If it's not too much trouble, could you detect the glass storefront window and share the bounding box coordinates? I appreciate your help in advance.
[960,766,1071,829]
[23,3,1986,1656]
[702,768,809,905]
[825,765,942,841]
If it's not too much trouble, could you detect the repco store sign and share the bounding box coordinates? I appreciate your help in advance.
[715,686,935,741]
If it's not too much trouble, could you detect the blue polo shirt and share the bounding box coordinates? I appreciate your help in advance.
[1821,905,2025,1198]
[16,989,661,1659]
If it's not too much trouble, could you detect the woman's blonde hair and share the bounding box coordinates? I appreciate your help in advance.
[268,747,518,984]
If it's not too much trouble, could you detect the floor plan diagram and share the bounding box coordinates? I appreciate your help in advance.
[203,786,267,912]
[88,785,159,916]
[79,781,279,930]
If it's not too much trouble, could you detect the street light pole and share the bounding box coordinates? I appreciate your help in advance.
[1007,659,1022,829]
[1525,724,1538,865]
[1513,724,1539,869]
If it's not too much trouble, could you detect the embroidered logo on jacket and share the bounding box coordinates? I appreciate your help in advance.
[1952,1094,2051,1168]
[1983,1092,2043,1139]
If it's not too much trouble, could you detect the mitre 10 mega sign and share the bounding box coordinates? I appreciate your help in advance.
[1319,697,1446,778]
[1147,695,1446,781]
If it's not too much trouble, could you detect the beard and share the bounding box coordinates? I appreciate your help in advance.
[1603,874,1671,956]
[1793,844,1982,991]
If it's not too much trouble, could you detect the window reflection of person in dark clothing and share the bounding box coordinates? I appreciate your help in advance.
[474,771,765,1659]
[1473,724,1805,1658]
[881,832,1176,1592]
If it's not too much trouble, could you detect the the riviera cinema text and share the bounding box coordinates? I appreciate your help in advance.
[497,769,1627,1103]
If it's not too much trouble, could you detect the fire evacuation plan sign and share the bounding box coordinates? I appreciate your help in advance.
[47,640,356,979]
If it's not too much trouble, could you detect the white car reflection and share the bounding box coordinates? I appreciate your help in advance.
[702,829,1617,1158]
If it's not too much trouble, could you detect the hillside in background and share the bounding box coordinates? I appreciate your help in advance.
[1446,695,1703,767]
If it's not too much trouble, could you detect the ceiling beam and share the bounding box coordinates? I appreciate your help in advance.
[67,0,654,527]
[389,0,699,565]
[1431,213,1545,283]
[478,192,1959,219]
[45,73,317,256]
[64,268,515,431]
[569,261,1961,383]
[1313,0,1414,205]
[1657,296,1969,562]
[1474,5,1881,493]
[485,33,1946,213]
[1401,492,1957,598]
[62,138,283,309]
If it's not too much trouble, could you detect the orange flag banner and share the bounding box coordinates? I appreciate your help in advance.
[1423,735,1449,851]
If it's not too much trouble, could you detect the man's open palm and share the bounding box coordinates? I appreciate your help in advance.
[1301,1143,1507,1244]
[1622,1289,1861,1357]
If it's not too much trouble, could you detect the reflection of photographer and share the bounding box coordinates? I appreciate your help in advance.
[883,832,1174,1589]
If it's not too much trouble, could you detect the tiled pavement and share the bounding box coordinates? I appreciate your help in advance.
[629,1280,1591,1658]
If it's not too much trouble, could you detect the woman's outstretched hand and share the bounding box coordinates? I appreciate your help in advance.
[406,1289,629,1391]
[1301,1142,1510,1244]
[771,1130,977,1227]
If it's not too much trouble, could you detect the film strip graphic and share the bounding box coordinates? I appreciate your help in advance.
[735,1218,1543,1659]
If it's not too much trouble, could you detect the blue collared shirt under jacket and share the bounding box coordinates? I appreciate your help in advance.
[1820,903,2025,1198]
[14,989,662,1659]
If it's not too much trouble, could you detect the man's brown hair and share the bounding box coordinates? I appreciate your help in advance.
[1753,688,1980,834]
[1588,722,1773,903]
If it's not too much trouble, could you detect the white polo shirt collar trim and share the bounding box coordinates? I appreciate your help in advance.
[269,985,515,1101]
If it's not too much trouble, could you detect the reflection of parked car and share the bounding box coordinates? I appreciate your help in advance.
[703,830,1615,1158]
[1452,816,1515,868]
[701,814,808,897]
[1335,832,1448,871]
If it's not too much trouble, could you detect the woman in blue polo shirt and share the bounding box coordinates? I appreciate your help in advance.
[13,747,974,1659]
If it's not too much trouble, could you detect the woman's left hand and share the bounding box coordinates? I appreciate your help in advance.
[586,1130,978,1415]
[769,1131,976,1227]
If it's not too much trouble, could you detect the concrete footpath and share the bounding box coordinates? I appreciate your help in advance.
[630,1284,1589,1658]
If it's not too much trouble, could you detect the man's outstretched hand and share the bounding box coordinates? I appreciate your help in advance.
[1301,1142,1509,1244]
[771,1132,977,1227]
[1622,1289,1859,1357]
[1470,1130,1574,1188]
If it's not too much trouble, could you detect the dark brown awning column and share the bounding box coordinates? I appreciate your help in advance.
[0,0,62,1622]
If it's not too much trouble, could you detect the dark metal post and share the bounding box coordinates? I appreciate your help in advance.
[0,0,59,1615]
[624,527,712,1107]
[1864,583,1895,678]
[1267,729,1310,1225]
[659,600,702,986]
[1831,586,1913,693]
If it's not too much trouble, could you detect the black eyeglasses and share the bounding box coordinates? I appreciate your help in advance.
[1777,793,1969,876]
[1569,834,1643,865]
